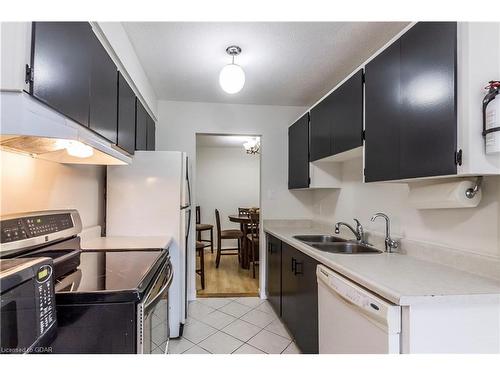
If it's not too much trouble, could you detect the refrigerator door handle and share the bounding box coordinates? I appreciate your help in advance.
[186,208,191,240]
[186,156,192,207]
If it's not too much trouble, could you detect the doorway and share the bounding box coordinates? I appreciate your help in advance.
[195,134,261,297]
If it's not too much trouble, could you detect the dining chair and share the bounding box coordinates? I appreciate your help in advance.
[238,207,251,217]
[215,209,244,268]
[196,206,213,253]
[246,212,260,279]
[195,241,207,290]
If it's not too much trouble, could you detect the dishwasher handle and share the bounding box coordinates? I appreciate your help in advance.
[316,265,401,334]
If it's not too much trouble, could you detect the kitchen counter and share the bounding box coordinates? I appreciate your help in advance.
[81,236,172,251]
[264,221,500,305]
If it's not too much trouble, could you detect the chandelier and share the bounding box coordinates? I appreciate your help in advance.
[243,138,260,155]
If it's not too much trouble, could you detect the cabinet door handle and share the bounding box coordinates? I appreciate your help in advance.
[291,257,296,272]
[294,261,303,275]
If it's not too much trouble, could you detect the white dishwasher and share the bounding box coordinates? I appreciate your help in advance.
[317,264,401,354]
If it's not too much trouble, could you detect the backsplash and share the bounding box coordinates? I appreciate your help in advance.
[0,150,105,228]
[311,157,500,260]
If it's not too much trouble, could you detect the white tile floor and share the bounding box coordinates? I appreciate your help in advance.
[166,297,301,354]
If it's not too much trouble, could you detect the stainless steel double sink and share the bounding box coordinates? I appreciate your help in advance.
[293,235,382,254]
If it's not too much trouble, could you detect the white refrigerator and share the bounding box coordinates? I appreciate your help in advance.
[106,151,191,338]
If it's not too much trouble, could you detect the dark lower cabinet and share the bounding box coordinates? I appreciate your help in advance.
[266,235,319,354]
[89,32,118,143]
[266,234,282,316]
[282,243,319,354]
[146,115,156,151]
[135,99,148,151]
[117,72,136,155]
[288,113,310,189]
[365,22,457,182]
[31,22,93,127]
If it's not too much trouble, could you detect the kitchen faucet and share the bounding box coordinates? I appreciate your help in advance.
[334,219,366,244]
[370,212,399,253]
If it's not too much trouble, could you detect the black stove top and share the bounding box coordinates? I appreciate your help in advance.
[55,248,167,304]
[67,249,162,291]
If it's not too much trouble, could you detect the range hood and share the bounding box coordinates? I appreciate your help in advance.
[0,91,131,165]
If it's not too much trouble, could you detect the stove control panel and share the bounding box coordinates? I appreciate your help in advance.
[1,213,74,244]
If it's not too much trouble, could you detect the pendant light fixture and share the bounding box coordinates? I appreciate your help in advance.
[219,45,245,94]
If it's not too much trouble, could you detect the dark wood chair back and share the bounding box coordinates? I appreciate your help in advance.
[238,207,251,217]
[215,209,221,234]
[248,212,260,239]
[196,206,201,225]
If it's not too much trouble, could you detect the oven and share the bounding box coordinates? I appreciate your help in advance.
[137,257,173,354]
[1,209,174,354]
[0,257,57,354]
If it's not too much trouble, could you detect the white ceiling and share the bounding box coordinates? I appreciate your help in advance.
[197,134,260,148]
[123,22,409,106]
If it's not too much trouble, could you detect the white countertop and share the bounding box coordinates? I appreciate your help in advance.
[81,236,172,251]
[264,222,500,305]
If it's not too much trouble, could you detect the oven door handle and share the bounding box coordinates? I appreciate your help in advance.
[144,267,174,312]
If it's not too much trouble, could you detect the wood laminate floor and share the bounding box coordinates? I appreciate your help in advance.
[196,248,259,297]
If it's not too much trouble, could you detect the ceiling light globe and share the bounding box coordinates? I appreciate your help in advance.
[219,63,245,94]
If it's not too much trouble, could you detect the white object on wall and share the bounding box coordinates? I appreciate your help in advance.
[407,179,482,209]
[485,94,500,154]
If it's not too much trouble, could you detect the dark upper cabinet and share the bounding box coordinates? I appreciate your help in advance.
[399,22,457,179]
[331,70,364,155]
[281,242,319,354]
[31,22,123,146]
[309,94,334,161]
[365,22,457,182]
[89,33,118,144]
[146,115,156,151]
[266,234,282,316]
[365,41,402,182]
[135,99,148,151]
[117,72,136,155]
[309,70,364,161]
[31,22,93,127]
[288,113,310,189]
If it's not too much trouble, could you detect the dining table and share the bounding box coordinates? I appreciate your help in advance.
[228,213,254,270]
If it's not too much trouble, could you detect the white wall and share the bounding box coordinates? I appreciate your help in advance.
[196,145,260,248]
[156,100,308,298]
[0,151,105,229]
[311,157,500,259]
